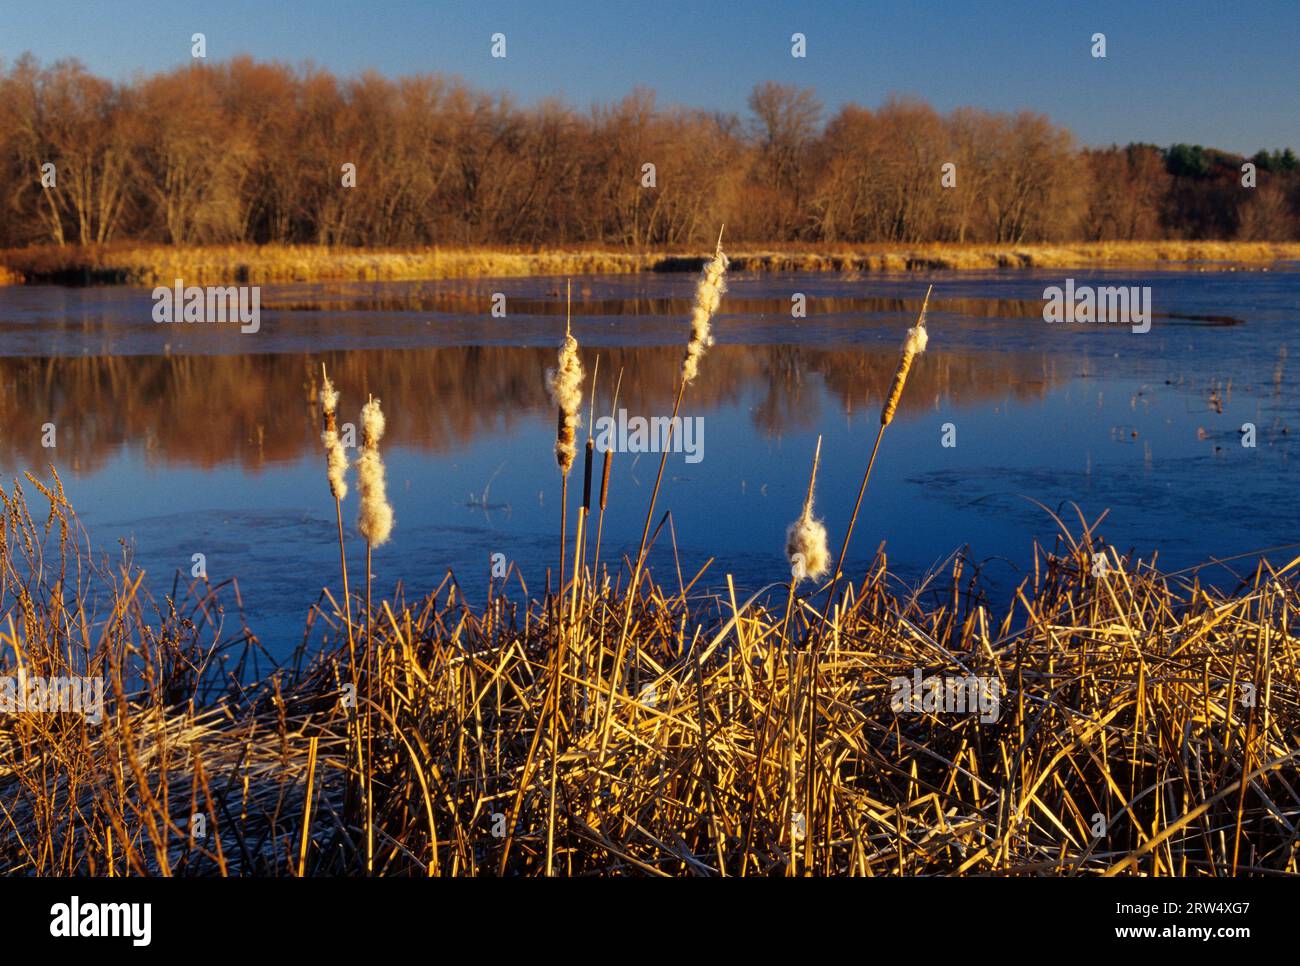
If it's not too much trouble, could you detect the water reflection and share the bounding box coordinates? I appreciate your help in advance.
[0,344,1060,474]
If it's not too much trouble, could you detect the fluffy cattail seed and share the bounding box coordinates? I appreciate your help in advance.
[681,230,729,385]
[320,367,349,501]
[547,314,584,475]
[880,285,932,427]
[786,436,830,583]
[356,396,393,547]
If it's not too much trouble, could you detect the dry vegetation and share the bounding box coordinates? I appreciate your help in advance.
[1,470,1297,876]
[3,240,1299,286]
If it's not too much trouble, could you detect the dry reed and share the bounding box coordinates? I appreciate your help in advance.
[6,240,1300,288]
[2,475,1296,877]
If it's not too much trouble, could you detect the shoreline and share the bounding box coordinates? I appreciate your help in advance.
[2,240,1299,287]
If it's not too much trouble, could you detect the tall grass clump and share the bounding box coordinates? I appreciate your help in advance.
[4,471,1296,877]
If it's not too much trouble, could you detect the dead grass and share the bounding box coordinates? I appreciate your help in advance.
[1,470,1296,876]
[2,240,1298,286]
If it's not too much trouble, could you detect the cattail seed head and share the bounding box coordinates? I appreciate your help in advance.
[786,510,830,584]
[786,437,830,583]
[320,370,349,501]
[599,447,612,511]
[880,286,932,427]
[547,325,584,475]
[681,237,729,386]
[356,397,394,547]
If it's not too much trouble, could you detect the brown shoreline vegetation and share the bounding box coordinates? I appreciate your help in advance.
[1,470,1297,876]
[3,240,1300,286]
[2,261,1297,877]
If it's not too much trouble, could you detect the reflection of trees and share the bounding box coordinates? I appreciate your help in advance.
[264,289,1056,322]
[754,346,816,438]
[0,345,1058,474]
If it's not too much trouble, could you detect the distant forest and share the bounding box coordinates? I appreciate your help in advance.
[2,55,1297,249]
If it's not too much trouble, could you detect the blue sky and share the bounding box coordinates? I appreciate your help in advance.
[2,0,1296,152]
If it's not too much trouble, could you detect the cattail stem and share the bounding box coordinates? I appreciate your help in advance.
[590,367,622,589]
[597,376,685,771]
[558,471,569,599]
[819,422,885,638]
[595,234,725,803]
[817,286,930,648]
[570,479,588,627]
[781,436,823,639]
[546,557,574,877]
[333,498,356,671]
[364,540,374,875]
[549,282,583,601]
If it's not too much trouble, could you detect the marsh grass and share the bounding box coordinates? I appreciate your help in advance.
[5,240,1299,286]
[1,473,1297,876]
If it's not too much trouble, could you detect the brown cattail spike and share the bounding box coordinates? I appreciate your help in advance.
[880,284,932,427]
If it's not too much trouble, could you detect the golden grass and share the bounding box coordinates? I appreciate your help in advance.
[3,240,1299,286]
[1,472,1297,875]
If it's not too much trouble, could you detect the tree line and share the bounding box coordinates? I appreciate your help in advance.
[2,55,1296,249]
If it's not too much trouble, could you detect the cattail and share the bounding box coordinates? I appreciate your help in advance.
[356,397,393,547]
[582,356,598,512]
[547,317,584,475]
[320,372,349,501]
[787,508,830,583]
[681,232,729,385]
[599,368,622,514]
[786,437,830,583]
[880,285,932,427]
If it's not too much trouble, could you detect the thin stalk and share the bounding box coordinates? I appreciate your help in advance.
[590,367,623,588]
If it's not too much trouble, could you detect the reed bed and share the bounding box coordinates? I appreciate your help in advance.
[1,270,1297,876]
[3,240,1299,286]
[2,473,1298,876]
